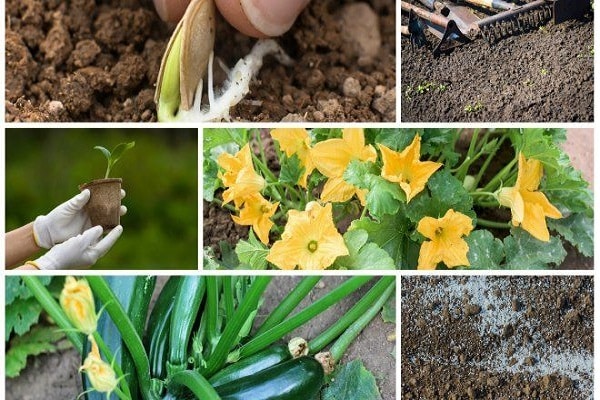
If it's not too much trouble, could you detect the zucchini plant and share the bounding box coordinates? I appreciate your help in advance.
[22,275,395,400]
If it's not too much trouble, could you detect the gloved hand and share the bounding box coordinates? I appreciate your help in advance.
[29,226,123,270]
[33,189,127,249]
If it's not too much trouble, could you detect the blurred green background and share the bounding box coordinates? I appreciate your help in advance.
[6,128,198,270]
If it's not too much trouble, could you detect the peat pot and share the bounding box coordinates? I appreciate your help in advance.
[79,178,122,231]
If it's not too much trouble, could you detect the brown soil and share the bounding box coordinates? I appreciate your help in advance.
[5,0,395,122]
[401,2,593,122]
[401,276,594,400]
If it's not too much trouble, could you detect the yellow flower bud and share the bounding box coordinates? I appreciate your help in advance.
[60,276,97,336]
[80,336,119,394]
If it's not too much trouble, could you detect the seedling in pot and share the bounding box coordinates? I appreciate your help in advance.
[80,142,135,231]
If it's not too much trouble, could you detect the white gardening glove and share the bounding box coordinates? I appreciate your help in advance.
[33,189,127,249]
[29,225,123,270]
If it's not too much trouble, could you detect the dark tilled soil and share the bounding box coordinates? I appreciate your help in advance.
[401,3,593,122]
[401,276,594,400]
[6,0,395,122]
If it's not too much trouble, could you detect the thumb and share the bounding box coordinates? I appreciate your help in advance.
[80,226,104,246]
[92,225,123,257]
[216,0,310,38]
[153,0,190,23]
[68,189,91,211]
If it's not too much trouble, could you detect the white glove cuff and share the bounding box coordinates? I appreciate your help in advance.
[32,215,53,249]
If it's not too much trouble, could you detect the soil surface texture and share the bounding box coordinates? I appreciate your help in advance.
[401,276,594,400]
[401,1,593,122]
[7,276,396,400]
[6,0,395,122]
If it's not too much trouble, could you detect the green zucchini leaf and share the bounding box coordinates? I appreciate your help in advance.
[502,229,566,269]
[6,326,67,378]
[204,128,249,150]
[335,230,395,270]
[548,213,594,257]
[465,230,505,270]
[235,230,269,270]
[322,360,382,400]
[279,153,305,186]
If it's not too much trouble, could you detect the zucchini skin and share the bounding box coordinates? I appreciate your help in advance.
[145,276,181,379]
[168,276,206,373]
[216,357,324,400]
[209,344,291,389]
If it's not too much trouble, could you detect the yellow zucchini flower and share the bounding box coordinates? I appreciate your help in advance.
[60,276,97,336]
[417,209,473,270]
[80,336,119,395]
[311,128,377,204]
[271,128,314,188]
[232,193,279,245]
[218,144,265,208]
[497,153,562,241]
[379,135,442,202]
[267,202,349,270]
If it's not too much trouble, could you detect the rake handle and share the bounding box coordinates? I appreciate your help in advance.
[401,1,451,27]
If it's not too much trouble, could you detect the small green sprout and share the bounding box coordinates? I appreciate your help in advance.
[464,101,483,113]
[94,142,136,178]
[540,68,549,76]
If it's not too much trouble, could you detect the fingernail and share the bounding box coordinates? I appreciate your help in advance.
[241,0,310,36]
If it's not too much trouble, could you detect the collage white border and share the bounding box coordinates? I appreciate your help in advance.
[0,1,598,399]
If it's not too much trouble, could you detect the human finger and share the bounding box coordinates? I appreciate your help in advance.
[154,0,191,23]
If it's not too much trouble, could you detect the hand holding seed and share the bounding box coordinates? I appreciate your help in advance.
[153,0,310,37]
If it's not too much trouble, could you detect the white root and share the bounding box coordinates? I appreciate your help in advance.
[176,39,293,122]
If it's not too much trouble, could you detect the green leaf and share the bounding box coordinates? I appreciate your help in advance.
[502,228,567,269]
[6,326,66,378]
[370,128,416,151]
[465,230,505,269]
[203,128,249,150]
[548,213,593,257]
[311,128,342,142]
[6,298,43,341]
[279,153,305,186]
[235,230,269,270]
[322,360,382,400]
[381,294,395,324]
[406,169,476,223]
[350,214,411,269]
[335,230,395,269]
[93,146,111,160]
[343,160,406,220]
[421,128,461,167]
[109,141,135,167]
[203,156,220,202]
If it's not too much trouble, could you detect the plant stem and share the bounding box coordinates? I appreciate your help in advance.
[309,277,394,353]
[469,191,497,198]
[254,129,268,168]
[87,277,156,400]
[235,276,374,360]
[330,280,395,362]
[256,276,322,336]
[222,276,234,322]
[481,156,517,193]
[168,370,221,400]
[473,135,507,188]
[477,218,511,229]
[204,276,272,376]
[206,276,220,354]
[21,276,84,353]
[212,197,237,212]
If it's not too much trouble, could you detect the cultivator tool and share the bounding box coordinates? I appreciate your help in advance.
[402,0,591,55]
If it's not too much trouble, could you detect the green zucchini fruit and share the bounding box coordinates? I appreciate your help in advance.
[209,344,291,389]
[167,276,206,375]
[216,356,324,400]
[145,276,181,379]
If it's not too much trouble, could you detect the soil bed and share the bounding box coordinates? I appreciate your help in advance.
[401,276,594,400]
[6,0,395,122]
[400,1,593,122]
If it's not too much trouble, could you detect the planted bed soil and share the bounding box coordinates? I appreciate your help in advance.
[401,276,594,400]
[6,0,395,122]
[400,1,593,122]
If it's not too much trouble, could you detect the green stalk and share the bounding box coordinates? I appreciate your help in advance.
[222,276,234,322]
[206,276,220,353]
[476,218,511,229]
[236,276,374,360]
[472,135,506,188]
[330,280,396,362]
[481,156,517,193]
[204,276,272,376]
[168,370,221,400]
[309,277,394,353]
[87,277,156,400]
[254,129,269,169]
[22,276,84,353]
[256,276,322,336]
